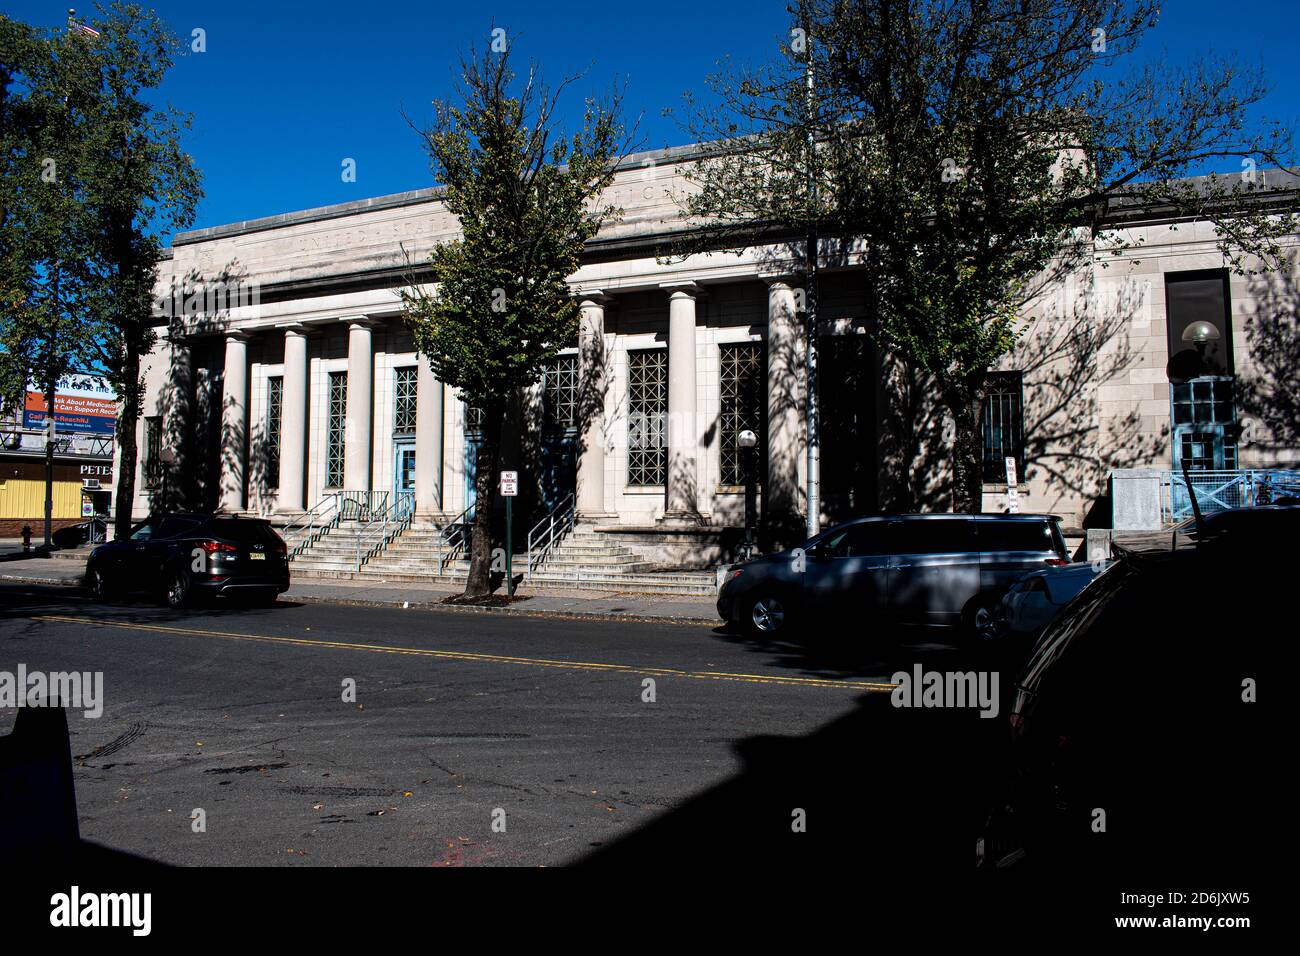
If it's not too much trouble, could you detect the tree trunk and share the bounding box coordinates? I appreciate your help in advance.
[463,403,503,598]
[947,391,984,514]
[114,340,142,539]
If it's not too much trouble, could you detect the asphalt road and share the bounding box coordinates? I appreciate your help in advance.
[1,582,1005,870]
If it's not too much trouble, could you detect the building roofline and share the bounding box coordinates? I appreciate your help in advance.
[167,142,1299,253]
[169,142,717,248]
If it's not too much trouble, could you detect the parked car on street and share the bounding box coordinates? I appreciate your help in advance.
[977,505,1293,875]
[85,514,290,608]
[994,561,1102,641]
[717,513,1069,638]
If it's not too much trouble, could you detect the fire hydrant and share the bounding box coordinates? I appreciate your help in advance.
[21,524,32,553]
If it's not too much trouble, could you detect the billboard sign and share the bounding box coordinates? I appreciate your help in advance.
[23,375,117,436]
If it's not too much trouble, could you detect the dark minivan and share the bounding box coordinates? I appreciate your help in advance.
[717,513,1069,637]
[85,514,290,608]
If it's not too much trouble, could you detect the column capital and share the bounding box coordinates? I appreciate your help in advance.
[659,280,704,298]
[275,322,314,337]
[575,290,610,306]
[223,329,251,343]
[342,314,381,330]
[760,274,801,289]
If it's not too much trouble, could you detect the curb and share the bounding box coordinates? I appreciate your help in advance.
[0,572,719,627]
[286,591,718,626]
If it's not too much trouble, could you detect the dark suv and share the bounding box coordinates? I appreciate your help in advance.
[717,513,1069,637]
[85,514,290,608]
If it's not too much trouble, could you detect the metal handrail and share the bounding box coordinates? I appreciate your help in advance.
[336,490,388,522]
[282,495,342,558]
[436,502,476,575]
[354,491,416,570]
[526,492,576,580]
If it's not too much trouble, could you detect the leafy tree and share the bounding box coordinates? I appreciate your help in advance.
[76,3,201,539]
[683,0,1298,512]
[401,39,629,597]
[0,5,200,542]
[0,12,104,543]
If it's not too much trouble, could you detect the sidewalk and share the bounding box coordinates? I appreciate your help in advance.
[0,554,719,624]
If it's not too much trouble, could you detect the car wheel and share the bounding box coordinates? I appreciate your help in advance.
[745,593,788,637]
[963,593,1004,640]
[165,568,193,609]
[87,567,111,602]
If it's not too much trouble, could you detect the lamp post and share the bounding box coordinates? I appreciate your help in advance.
[739,429,758,561]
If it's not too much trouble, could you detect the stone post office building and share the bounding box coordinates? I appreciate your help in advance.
[115,144,1300,572]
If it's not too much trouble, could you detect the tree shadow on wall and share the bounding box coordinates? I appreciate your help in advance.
[1237,253,1300,458]
[157,263,254,514]
[1008,273,1168,521]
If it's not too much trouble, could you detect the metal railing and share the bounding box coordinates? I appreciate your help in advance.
[436,502,476,575]
[354,491,416,571]
[526,493,575,580]
[281,495,342,558]
[335,490,388,522]
[1161,469,1300,525]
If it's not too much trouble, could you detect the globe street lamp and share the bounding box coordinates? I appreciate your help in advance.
[739,429,758,561]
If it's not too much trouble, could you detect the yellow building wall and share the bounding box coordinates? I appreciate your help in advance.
[0,478,84,519]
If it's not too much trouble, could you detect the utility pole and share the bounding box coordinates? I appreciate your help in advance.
[801,0,821,540]
[44,378,56,547]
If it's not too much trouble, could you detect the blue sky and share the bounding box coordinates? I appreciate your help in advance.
[7,1,1298,242]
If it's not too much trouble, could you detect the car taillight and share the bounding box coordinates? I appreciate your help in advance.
[1045,557,1068,567]
[272,539,287,555]
[198,540,237,555]
[727,568,743,581]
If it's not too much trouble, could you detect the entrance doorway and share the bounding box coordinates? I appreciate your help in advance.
[394,441,416,498]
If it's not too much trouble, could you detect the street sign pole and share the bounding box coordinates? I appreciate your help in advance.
[500,471,518,598]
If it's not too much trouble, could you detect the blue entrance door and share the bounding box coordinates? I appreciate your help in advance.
[394,441,416,498]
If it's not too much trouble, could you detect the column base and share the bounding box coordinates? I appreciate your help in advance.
[657,511,707,528]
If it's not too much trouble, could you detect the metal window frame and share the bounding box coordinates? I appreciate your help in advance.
[143,416,162,489]
[719,342,765,487]
[542,354,580,433]
[981,371,1025,482]
[325,371,347,489]
[266,376,283,489]
[393,365,418,435]
[626,348,667,487]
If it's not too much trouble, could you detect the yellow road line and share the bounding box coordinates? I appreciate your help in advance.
[31,615,896,692]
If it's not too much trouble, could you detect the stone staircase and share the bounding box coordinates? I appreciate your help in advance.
[289,521,717,596]
[286,519,396,575]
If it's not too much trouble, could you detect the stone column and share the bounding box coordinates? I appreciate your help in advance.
[765,279,804,523]
[414,355,444,519]
[218,332,249,513]
[277,325,309,513]
[576,292,610,519]
[344,318,375,492]
[662,283,700,521]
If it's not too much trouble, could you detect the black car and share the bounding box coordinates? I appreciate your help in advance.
[717,513,1069,637]
[85,513,290,608]
[979,505,1290,877]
